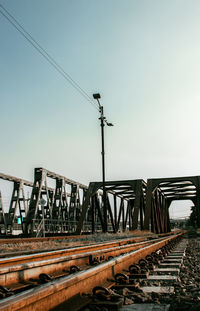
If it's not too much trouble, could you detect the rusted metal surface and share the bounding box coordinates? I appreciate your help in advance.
[0,235,173,266]
[0,233,183,311]
[0,234,88,245]
[0,231,174,247]
[0,237,170,287]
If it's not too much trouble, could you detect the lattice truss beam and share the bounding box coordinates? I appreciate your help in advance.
[25,168,88,235]
[0,170,200,235]
[76,179,147,234]
[0,169,88,235]
[0,172,34,234]
[144,176,200,233]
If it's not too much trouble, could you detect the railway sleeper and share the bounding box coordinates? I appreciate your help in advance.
[0,238,179,299]
[81,237,185,310]
[0,267,83,299]
[0,233,184,310]
[86,286,124,311]
[0,285,14,298]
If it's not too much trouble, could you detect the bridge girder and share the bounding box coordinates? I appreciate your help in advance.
[144,175,200,233]
[1,170,200,235]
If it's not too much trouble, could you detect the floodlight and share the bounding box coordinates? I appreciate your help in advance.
[93,93,101,99]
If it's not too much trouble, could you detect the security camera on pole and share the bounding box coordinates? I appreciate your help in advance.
[93,93,113,233]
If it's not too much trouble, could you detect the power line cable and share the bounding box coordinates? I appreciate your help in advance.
[0,3,99,111]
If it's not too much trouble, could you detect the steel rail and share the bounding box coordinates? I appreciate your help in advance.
[0,230,176,247]
[0,235,89,245]
[0,236,162,267]
[0,237,170,287]
[0,233,183,311]
[0,234,174,266]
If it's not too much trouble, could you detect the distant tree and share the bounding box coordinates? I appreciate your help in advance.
[186,206,197,227]
[179,222,184,228]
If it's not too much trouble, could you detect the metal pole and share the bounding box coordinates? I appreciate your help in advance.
[41,202,45,237]
[93,93,113,233]
[99,105,107,232]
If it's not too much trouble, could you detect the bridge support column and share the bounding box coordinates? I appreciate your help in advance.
[144,179,153,231]
[132,180,143,230]
[75,183,98,234]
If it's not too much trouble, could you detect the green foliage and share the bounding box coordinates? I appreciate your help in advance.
[186,206,197,228]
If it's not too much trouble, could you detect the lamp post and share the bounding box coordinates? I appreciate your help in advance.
[93,93,113,232]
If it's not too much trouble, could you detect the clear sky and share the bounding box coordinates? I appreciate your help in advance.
[1,0,200,217]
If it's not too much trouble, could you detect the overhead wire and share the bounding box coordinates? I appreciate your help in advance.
[0,3,99,111]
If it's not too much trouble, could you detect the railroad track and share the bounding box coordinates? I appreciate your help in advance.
[0,232,184,311]
[0,230,176,247]
[0,231,178,260]
[0,235,155,259]
[0,235,88,245]
[0,236,169,286]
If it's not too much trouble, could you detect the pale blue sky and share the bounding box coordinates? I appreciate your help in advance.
[1,0,200,217]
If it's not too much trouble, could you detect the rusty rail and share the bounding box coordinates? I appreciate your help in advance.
[0,237,169,287]
[0,234,90,245]
[0,233,183,311]
[0,234,174,266]
[0,230,177,247]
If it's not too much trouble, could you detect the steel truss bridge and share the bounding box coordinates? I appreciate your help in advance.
[0,167,199,236]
